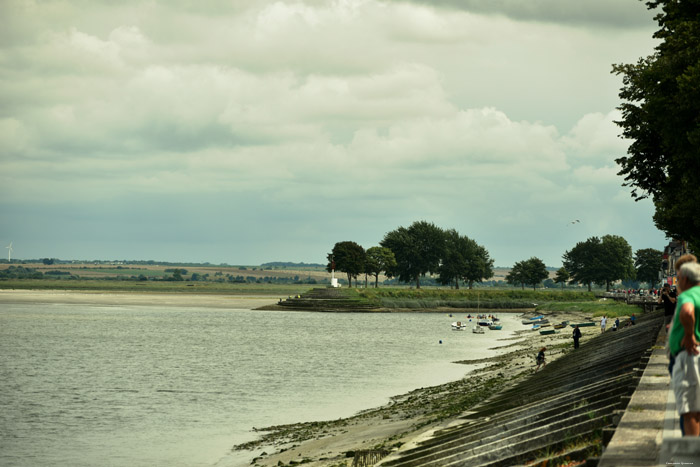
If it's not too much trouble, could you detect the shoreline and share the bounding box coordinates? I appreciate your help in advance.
[1,290,603,466]
[0,289,280,309]
[235,310,600,467]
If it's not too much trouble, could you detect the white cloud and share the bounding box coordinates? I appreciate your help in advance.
[0,0,667,265]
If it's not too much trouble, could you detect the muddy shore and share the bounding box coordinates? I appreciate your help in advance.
[235,310,602,467]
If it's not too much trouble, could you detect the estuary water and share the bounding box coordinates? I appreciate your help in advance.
[0,303,522,466]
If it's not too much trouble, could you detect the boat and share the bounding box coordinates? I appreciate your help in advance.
[553,321,570,329]
[451,321,467,331]
[522,315,544,324]
[570,322,596,328]
[531,324,541,330]
[489,324,503,330]
[477,319,493,327]
[472,325,485,334]
[539,329,558,335]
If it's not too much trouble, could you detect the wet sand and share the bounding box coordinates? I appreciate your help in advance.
[236,311,602,467]
[0,289,279,309]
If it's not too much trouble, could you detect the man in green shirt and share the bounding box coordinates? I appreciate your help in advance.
[670,262,700,436]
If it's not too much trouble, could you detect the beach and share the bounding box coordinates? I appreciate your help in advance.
[235,310,600,467]
[0,289,279,310]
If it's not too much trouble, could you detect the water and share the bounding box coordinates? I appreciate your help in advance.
[0,303,522,466]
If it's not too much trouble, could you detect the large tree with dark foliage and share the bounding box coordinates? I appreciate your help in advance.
[635,247,663,286]
[612,0,700,249]
[364,246,396,288]
[327,241,365,287]
[563,235,635,291]
[437,229,493,289]
[380,221,445,288]
[506,257,548,290]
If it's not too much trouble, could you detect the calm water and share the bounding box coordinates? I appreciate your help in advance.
[0,303,522,466]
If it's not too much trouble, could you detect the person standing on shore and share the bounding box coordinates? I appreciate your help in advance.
[659,283,678,327]
[600,315,607,333]
[573,325,582,349]
[535,347,546,372]
[670,262,700,436]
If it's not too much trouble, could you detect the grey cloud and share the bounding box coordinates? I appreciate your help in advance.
[394,0,656,29]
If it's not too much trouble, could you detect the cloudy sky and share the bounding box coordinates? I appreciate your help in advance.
[1,0,668,267]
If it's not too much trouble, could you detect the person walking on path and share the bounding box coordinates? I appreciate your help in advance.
[669,262,700,436]
[659,283,678,327]
[573,325,582,349]
[600,315,607,333]
[535,347,546,372]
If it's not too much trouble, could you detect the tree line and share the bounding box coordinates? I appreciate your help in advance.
[328,221,493,289]
[328,221,664,291]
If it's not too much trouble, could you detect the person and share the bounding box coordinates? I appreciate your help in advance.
[659,283,678,327]
[666,254,698,436]
[669,262,700,436]
[573,325,582,349]
[630,314,636,325]
[600,315,607,333]
[535,347,546,372]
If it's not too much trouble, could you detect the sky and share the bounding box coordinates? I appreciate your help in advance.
[0,0,669,267]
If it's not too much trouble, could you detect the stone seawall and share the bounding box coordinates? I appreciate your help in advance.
[378,311,665,466]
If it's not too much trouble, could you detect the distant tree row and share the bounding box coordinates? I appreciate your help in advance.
[506,236,662,291]
[328,221,493,289]
[328,222,665,291]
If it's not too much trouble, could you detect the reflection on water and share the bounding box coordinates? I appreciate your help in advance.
[0,304,521,466]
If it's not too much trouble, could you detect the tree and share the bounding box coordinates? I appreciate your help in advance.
[563,237,602,291]
[437,230,493,289]
[554,267,570,290]
[599,235,636,291]
[563,235,635,291]
[327,241,365,288]
[364,246,397,288]
[506,257,548,290]
[380,221,445,288]
[505,261,526,290]
[635,248,663,287]
[523,257,548,291]
[612,1,700,249]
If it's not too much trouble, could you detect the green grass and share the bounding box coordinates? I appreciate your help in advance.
[535,299,641,317]
[356,288,596,309]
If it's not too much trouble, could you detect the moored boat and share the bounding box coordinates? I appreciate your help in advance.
[539,329,558,335]
[489,324,503,330]
[570,322,596,328]
[472,325,485,334]
[553,321,570,329]
[451,321,467,331]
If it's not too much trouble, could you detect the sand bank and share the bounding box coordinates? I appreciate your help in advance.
[0,289,279,309]
[236,311,603,467]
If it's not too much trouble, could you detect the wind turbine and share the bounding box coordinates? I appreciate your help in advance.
[6,242,12,262]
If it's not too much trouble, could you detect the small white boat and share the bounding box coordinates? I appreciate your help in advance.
[477,319,493,327]
[472,325,485,334]
[451,321,467,331]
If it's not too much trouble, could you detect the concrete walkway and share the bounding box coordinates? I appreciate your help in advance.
[599,327,700,466]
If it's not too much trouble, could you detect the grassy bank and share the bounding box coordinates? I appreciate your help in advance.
[355,288,597,310]
[535,299,644,318]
